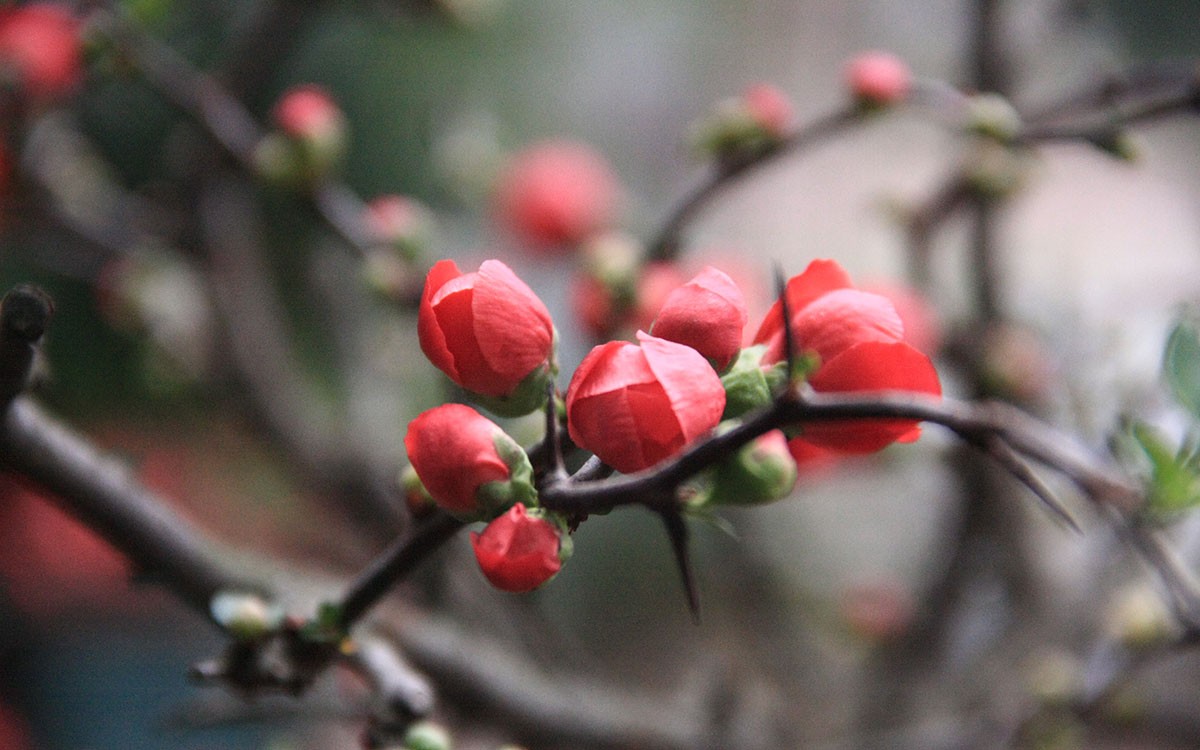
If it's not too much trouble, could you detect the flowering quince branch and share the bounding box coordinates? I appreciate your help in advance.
[88,5,385,261]
[647,106,859,262]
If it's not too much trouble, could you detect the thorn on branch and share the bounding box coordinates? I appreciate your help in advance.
[659,507,701,623]
[773,262,799,390]
[981,435,1082,532]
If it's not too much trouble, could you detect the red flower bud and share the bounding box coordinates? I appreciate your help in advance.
[404,404,513,518]
[650,266,748,370]
[845,51,912,107]
[0,4,81,102]
[470,503,564,593]
[566,332,725,473]
[572,234,687,341]
[493,140,619,251]
[740,82,794,138]
[754,259,941,453]
[273,84,344,141]
[418,259,556,413]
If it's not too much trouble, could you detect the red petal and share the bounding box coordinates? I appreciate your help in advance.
[790,288,903,363]
[404,404,510,515]
[431,277,510,395]
[472,260,555,386]
[638,332,725,443]
[471,505,562,592]
[651,266,748,369]
[802,340,941,453]
[417,259,464,381]
[753,259,854,346]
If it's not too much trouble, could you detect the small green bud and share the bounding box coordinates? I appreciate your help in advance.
[964,93,1022,143]
[1106,584,1174,649]
[705,425,797,506]
[210,591,283,640]
[965,140,1027,199]
[403,720,452,750]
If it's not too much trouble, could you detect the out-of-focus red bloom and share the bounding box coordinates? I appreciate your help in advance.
[418,259,555,402]
[845,51,912,107]
[740,82,794,138]
[566,331,725,473]
[470,503,563,592]
[0,475,129,618]
[493,140,619,251]
[650,266,748,370]
[0,3,81,102]
[574,258,686,342]
[863,282,942,357]
[273,84,343,141]
[404,404,512,518]
[754,259,940,453]
[364,194,431,250]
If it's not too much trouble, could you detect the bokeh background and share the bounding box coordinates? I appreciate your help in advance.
[2,1,1200,749]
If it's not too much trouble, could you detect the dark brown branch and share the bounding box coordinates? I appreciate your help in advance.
[541,390,1142,517]
[335,513,465,631]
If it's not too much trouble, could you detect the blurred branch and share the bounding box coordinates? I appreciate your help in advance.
[91,5,382,260]
[199,174,404,532]
[645,107,860,262]
[0,396,261,617]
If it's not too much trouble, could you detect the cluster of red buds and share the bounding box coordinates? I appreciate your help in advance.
[404,255,941,592]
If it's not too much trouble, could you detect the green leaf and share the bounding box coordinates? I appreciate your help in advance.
[1132,423,1200,518]
[1163,316,1200,421]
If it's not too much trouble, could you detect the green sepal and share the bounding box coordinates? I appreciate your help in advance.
[721,345,773,419]
[475,430,538,518]
[299,601,347,644]
[469,332,559,418]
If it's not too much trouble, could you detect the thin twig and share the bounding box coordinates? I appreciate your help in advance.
[646,107,860,261]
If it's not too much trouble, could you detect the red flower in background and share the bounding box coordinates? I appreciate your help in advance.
[273,84,344,141]
[741,82,795,138]
[567,332,725,473]
[0,3,81,102]
[845,51,912,107]
[754,259,941,453]
[404,404,512,518]
[650,265,748,370]
[418,259,555,403]
[573,259,686,342]
[470,503,563,592]
[493,140,619,251]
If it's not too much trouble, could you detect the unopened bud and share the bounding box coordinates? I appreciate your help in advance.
[964,93,1022,143]
[403,720,452,750]
[705,426,797,506]
[210,591,282,640]
[1106,584,1173,649]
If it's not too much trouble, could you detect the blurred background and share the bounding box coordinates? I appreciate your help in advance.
[2,1,1200,749]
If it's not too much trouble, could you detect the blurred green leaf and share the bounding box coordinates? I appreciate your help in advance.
[1163,316,1200,421]
[1132,422,1200,518]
